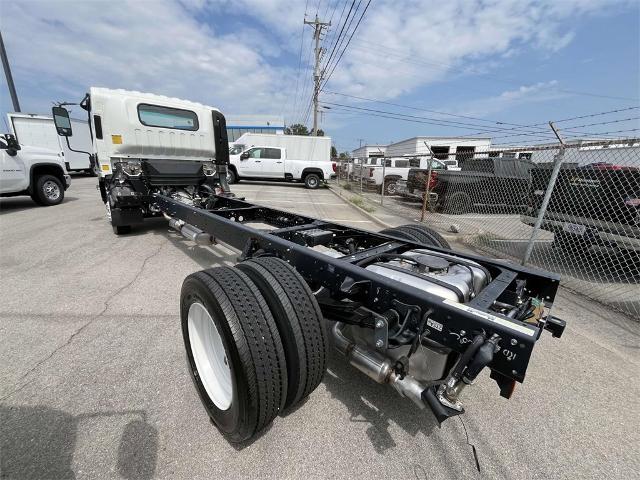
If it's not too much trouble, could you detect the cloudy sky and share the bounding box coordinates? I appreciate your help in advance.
[1,0,638,151]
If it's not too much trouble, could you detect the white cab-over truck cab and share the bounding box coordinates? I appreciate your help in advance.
[52,87,229,234]
[226,133,335,189]
[0,133,71,206]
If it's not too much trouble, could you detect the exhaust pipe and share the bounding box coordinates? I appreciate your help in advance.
[168,217,214,246]
[332,322,426,408]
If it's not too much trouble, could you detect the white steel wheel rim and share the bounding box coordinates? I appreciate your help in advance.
[188,302,233,410]
[308,177,317,186]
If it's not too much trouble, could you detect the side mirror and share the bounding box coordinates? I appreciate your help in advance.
[52,106,73,136]
[3,134,21,156]
[240,152,249,160]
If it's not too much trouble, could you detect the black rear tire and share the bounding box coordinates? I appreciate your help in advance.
[380,224,451,249]
[112,225,131,235]
[384,179,398,195]
[31,174,64,206]
[397,224,451,249]
[236,257,328,411]
[304,173,321,189]
[227,169,238,184]
[443,191,472,214]
[181,267,288,443]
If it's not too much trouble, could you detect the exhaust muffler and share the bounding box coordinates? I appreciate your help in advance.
[167,217,214,246]
[332,322,426,409]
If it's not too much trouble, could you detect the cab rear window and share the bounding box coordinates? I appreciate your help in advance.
[137,104,199,131]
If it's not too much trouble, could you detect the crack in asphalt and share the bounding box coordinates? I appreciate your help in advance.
[0,240,166,402]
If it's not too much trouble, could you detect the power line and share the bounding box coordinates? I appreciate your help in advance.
[322,102,638,144]
[321,101,560,139]
[323,90,640,138]
[347,38,640,102]
[320,0,371,91]
[543,106,640,125]
[290,0,311,123]
[321,1,357,82]
[323,90,554,134]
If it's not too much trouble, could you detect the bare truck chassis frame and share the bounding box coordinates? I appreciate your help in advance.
[153,191,565,422]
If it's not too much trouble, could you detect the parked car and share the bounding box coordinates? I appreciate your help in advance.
[398,157,534,214]
[227,133,335,188]
[0,133,71,206]
[521,162,639,257]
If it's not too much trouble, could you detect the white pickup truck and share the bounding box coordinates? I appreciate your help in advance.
[227,133,336,189]
[0,133,71,206]
[363,157,447,194]
[230,146,336,189]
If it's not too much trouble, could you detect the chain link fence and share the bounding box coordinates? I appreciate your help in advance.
[333,139,640,319]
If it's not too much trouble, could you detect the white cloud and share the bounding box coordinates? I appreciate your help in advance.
[321,0,634,101]
[0,0,298,116]
[0,0,633,127]
[454,81,567,117]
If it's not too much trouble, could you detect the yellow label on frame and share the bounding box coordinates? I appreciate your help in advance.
[111,135,123,144]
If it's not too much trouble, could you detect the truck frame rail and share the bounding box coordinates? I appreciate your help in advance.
[154,192,564,387]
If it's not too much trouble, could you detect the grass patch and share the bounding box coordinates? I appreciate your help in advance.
[349,196,376,213]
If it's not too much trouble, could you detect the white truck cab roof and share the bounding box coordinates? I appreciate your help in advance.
[89,87,222,173]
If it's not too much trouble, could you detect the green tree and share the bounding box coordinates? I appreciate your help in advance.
[339,151,350,159]
[331,146,338,158]
[284,124,309,135]
[284,124,325,136]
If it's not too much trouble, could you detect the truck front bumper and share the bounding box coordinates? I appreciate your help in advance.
[520,213,640,252]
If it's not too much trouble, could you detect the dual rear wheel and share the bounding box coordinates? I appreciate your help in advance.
[181,257,328,443]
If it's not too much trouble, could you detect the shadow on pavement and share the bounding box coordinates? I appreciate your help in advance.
[0,405,158,480]
[0,196,79,215]
[322,352,439,455]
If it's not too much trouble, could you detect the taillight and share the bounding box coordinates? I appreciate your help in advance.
[428,171,438,189]
[369,167,375,177]
[332,162,337,173]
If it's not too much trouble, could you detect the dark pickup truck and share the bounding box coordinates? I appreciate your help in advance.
[397,157,534,214]
[521,163,640,256]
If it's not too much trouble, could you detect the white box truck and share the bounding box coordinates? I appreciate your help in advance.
[7,113,94,174]
[227,133,335,188]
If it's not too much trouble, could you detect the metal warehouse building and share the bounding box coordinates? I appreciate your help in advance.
[351,144,388,158]
[226,114,285,142]
[385,137,491,164]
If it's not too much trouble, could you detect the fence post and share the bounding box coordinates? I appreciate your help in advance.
[420,141,435,223]
[360,159,363,193]
[521,122,565,265]
[380,157,386,206]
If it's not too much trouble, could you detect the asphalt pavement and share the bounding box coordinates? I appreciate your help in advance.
[1,176,639,479]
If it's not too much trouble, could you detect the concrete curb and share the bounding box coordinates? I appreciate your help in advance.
[328,186,393,229]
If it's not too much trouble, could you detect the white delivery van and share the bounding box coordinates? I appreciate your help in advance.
[7,113,93,173]
[227,133,335,188]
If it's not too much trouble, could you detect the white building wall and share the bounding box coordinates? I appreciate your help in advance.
[352,145,387,158]
[386,137,492,157]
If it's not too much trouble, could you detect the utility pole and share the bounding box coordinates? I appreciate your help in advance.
[0,30,20,112]
[304,15,330,136]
